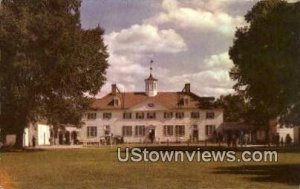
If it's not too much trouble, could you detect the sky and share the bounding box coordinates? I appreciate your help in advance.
[80,0,260,98]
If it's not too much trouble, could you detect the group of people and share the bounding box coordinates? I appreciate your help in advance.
[210,130,250,147]
[273,133,292,147]
[224,131,249,147]
[219,131,293,148]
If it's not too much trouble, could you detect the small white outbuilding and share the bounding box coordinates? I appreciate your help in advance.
[23,123,51,147]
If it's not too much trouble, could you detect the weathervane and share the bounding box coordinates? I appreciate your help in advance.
[150,60,153,75]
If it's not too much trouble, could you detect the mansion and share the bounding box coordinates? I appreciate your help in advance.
[2,73,299,147]
[80,72,223,144]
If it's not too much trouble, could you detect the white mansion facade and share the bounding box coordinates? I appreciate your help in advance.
[80,73,223,144]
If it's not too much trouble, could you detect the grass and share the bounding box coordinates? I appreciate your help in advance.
[0,146,300,189]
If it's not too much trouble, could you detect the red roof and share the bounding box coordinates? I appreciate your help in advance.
[91,92,216,110]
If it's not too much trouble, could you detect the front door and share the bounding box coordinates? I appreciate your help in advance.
[148,128,155,143]
[193,130,198,142]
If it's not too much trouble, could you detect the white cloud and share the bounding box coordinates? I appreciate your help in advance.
[183,0,258,11]
[105,24,187,54]
[168,70,233,89]
[145,0,245,36]
[98,51,235,98]
[162,0,179,11]
[160,51,235,97]
[166,69,235,97]
[98,23,183,97]
[201,52,233,71]
[96,1,246,98]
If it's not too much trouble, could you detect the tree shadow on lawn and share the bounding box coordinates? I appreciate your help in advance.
[123,145,300,153]
[0,147,45,153]
[214,164,300,186]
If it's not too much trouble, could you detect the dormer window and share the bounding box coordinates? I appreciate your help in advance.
[184,98,189,105]
[179,96,189,106]
[113,98,119,107]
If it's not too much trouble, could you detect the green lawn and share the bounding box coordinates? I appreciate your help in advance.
[0,147,300,189]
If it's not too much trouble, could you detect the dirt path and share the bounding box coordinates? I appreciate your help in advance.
[0,171,14,189]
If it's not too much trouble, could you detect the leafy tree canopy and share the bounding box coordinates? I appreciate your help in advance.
[229,0,300,127]
[215,94,246,122]
[0,0,109,147]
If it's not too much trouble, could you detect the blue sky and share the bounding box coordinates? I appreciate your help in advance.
[80,0,259,97]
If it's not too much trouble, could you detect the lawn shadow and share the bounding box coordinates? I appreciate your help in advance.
[0,146,46,153]
[214,163,300,186]
[118,145,300,153]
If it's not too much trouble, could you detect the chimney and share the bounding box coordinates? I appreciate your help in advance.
[112,84,117,95]
[184,83,191,93]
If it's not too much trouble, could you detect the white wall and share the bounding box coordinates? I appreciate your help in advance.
[80,108,223,143]
[277,126,299,143]
[275,122,300,144]
[23,128,29,147]
[37,124,51,145]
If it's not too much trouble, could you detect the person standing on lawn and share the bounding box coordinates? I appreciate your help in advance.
[32,136,36,148]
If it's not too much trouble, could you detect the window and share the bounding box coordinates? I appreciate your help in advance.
[184,98,189,105]
[191,112,200,119]
[206,112,215,119]
[149,83,153,90]
[135,125,145,136]
[147,112,156,119]
[175,125,185,137]
[164,112,173,119]
[87,126,97,137]
[163,125,174,136]
[175,112,184,119]
[87,113,96,120]
[179,97,189,106]
[136,112,144,119]
[205,125,216,136]
[148,103,154,107]
[103,112,112,119]
[123,112,132,119]
[113,99,119,106]
[122,126,132,137]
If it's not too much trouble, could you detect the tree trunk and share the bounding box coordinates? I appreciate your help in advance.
[266,127,270,147]
[15,129,24,149]
[0,129,6,144]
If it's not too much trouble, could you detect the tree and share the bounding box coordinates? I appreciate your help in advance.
[215,94,247,122]
[0,0,109,148]
[229,0,300,128]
